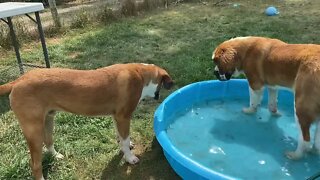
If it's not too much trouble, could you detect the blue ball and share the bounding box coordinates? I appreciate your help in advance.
[265,6,279,16]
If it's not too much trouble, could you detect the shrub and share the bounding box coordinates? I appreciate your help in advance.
[70,9,90,29]
[98,6,120,24]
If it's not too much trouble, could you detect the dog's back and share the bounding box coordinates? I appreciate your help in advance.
[7,66,145,116]
[219,36,320,87]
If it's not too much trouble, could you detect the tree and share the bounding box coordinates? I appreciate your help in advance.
[48,0,61,28]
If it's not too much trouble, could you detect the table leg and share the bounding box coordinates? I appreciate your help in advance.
[35,11,50,68]
[7,17,24,74]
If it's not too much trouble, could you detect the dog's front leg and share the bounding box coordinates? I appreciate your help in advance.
[242,87,263,114]
[268,86,280,116]
[120,136,139,164]
[114,115,139,164]
[113,120,135,149]
[116,134,135,149]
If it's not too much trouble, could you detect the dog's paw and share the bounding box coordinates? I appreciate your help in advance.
[242,107,256,114]
[271,111,282,117]
[130,141,135,150]
[269,106,281,116]
[311,147,320,155]
[54,152,64,159]
[46,146,64,159]
[285,151,303,160]
[125,154,140,164]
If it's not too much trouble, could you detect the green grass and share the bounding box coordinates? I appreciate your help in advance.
[1,0,320,179]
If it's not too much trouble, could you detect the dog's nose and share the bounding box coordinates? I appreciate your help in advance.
[154,91,160,100]
[164,81,174,90]
[213,68,232,81]
[224,72,232,80]
[213,66,225,81]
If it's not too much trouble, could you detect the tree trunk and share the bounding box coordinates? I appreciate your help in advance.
[48,0,61,28]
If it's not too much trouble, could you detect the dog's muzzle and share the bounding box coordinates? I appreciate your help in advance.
[214,66,232,81]
[154,91,160,100]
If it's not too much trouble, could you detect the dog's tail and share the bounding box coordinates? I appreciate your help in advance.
[0,81,14,95]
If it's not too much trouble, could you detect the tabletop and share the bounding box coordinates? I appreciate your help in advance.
[0,2,44,19]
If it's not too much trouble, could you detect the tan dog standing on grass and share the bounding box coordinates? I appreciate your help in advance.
[0,63,173,180]
[212,36,320,160]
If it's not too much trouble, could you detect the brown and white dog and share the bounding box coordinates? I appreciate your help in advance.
[212,36,320,160]
[0,63,173,180]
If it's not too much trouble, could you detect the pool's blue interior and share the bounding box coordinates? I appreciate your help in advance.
[154,80,320,180]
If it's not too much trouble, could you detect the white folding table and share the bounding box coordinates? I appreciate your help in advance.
[0,2,50,74]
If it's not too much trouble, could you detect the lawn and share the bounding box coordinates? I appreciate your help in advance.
[0,0,320,179]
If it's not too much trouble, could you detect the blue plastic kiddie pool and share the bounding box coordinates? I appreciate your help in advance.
[154,79,320,180]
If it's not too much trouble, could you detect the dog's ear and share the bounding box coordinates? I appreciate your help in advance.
[162,74,174,90]
[157,67,174,90]
[221,47,237,64]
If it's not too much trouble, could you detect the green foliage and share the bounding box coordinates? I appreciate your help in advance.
[98,6,120,24]
[70,9,90,29]
[0,19,31,50]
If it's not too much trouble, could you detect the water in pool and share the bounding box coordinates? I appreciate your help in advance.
[166,98,320,180]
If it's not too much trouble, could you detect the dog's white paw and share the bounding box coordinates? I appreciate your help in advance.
[54,152,64,159]
[311,147,320,155]
[130,141,135,149]
[118,140,134,149]
[268,105,281,116]
[271,111,282,117]
[125,154,140,164]
[242,107,257,114]
[47,146,64,159]
[285,151,303,160]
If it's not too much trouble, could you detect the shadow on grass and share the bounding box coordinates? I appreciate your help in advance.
[0,95,11,115]
[101,137,180,180]
[42,153,56,179]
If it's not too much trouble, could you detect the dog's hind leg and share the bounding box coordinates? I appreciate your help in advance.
[114,113,139,164]
[44,113,64,159]
[10,93,46,179]
[286,98,313,159]
[17,115,45,180]
[242,86,263,114]
[313,120,320,154]
[286,71,320,159]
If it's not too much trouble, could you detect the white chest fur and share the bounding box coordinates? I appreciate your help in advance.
[140,82,158,101]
